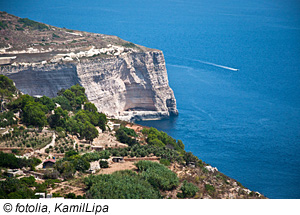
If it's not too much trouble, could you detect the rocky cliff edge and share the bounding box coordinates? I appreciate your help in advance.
[0,12,178,121]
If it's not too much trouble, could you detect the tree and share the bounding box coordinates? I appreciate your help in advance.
[65,150,78,158]
[63,89,75,103]
[22,101,47,127]
[99,160,109,168]
[73,158,90,172]
[35,96,55,112]
[43,170,59,179]
[0,75,16,98]
[75,110,90,124]
[84,102,97,112]
[57,88,66,96]
[0,178,36,199]
[82,122,98,143]
[48,107,69,129]
[52,96,72,111]
[98,113,107,131]
[183,152,198,165]
[7,94,34,112]
[70,84,86,97]
[177,140,184,150]
[115,129,138,146]
[55,160,75,179]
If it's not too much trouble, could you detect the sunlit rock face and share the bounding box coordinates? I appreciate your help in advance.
[0,51,178,121]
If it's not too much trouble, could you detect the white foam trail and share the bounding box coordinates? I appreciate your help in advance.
[194,59,239,71]
[169,55,239,71]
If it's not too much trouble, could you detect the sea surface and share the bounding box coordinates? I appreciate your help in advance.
[1,0,300,198]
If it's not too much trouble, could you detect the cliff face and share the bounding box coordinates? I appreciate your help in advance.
[0,51,178,121]
[0,12,178,121]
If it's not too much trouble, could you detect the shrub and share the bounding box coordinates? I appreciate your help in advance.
[135,161,179,191]
[54,160,75,179]
[65,192,76,199]
[119,126,138,137]
[0,178,36,199]
[115,129,138,146]
[73,158,90,172]
[99,160,109,168]
[159,158,170,166]
[11,149,19,154]
[43,170,60,179]
[179,181,199,198]
[183,152,199,165]
[52,33,60,38]
[84,171,161,199]
[123,42,136,48]
[205,184,215,195]
[20,176,36,187]
[0,21,8,30]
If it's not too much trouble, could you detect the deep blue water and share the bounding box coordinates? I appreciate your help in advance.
[1,0,300,198]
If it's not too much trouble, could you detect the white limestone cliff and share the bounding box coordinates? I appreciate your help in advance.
[0,51,178,121]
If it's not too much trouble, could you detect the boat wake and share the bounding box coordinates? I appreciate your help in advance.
[168,55,239,71]
[194,59,239,71]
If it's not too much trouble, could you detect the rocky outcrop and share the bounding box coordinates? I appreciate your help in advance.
[0,51,178,121]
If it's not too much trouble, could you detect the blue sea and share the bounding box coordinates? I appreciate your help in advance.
[1,0,300,198]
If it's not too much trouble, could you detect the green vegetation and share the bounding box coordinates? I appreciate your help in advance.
[205,184,215,196]
[183,151,199,165]
[159,158,170,166]
[178,180,199,198]
[123,42,136,48]
[84,170,161,199]
[0,127,52,150]
[82,150,111,162]
[44,170,60,179]
[18,18,48,30]
[52,33,60,38]
[0,152,41,169]
[135,160,179,191]
[0,75,17,98]
[142,127,184,152]
[0,176,60,199]
[0,21,8,30]
[99,160,109,168]
[54,150,90,179]
[108,144,182,163]
[119,126,138,137]
[35,96,55,112]
[0,111,18,127]
[16,27,24,31]
[115,127,138,146]
[55,84,88,111]
[54,160,76,179]
[23,101,47,127]
[2,76,107,143]
[65,192,85,199]
[0,177,37,199]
